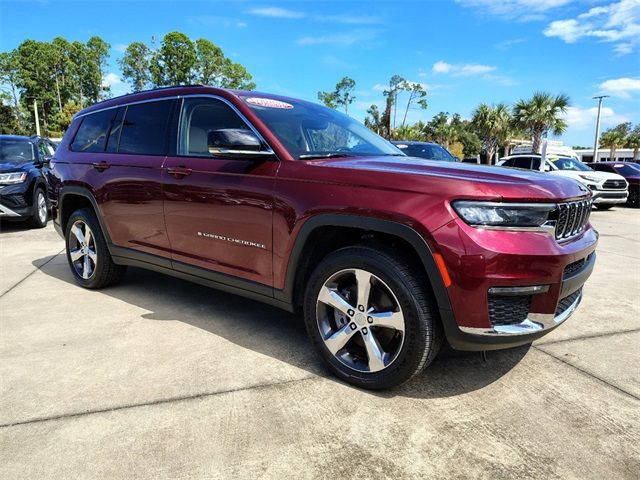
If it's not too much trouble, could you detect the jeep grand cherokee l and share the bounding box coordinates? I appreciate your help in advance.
[47,86,597,389]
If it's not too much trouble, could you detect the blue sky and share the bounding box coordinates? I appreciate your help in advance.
[1,0,639,146]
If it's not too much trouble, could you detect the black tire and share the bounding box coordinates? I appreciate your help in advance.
[595,204,614,210]
[627,188,639,208]
[303,245,442,390]
[27,187,48,228]
[65,208,126,289]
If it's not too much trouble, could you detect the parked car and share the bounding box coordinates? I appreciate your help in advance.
[391,141,459,162]
[0,135,55,227]
[586,162,640,208]
[498,154,628,210]
[48,86,597,389]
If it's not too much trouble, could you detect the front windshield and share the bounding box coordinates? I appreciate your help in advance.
[243,96,403,159]
[613,163,640,176]
[549,156,591,172]
[395,143,458,162]
[0,138,35,164]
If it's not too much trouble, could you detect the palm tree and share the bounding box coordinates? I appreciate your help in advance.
[599,123,630,160]
[470,103,511,164]
[626,124,640,161]
[513,92,570,153]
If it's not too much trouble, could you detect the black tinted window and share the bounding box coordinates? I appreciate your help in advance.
[71,109,115,153]
[118,100,173,155]
[179,98,250,156]
[397,143,457,162]
[513,157,532,169]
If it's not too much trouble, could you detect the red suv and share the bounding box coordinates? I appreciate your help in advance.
[48,86,597,389]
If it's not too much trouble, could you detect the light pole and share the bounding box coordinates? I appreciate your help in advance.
[592,95,608,163]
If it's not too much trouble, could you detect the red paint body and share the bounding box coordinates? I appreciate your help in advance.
[48,86,597,344]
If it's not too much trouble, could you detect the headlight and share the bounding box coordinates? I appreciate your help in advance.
[0,172,27,185]
[452,201,556,228]
[579,174,600,183]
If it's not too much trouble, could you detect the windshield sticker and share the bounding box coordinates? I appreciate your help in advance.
[245,97,294,109]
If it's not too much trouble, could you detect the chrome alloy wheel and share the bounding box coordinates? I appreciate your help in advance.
[316,268,405,373]
[36,191,47,223]
[68,220,97,279]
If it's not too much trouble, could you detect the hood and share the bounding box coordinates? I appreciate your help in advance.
[0,161,31,173]
[552,169,626,182]
[313,156,591,202]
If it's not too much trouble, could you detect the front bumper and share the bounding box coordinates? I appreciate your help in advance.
[0,192,32,219]
[591,189,628,204]
[432,216,598,351]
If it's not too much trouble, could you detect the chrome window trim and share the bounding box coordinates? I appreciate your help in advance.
[73,93,276,158]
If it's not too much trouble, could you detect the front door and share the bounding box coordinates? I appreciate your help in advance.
[162,96,277,286]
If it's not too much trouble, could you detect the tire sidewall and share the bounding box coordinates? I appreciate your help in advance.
[304,247,437,389]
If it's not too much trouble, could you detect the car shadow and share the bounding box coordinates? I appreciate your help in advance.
[0,219,33,233]
[34,256,529,399]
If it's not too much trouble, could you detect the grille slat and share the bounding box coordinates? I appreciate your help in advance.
[554,199,592,241]
[555,289,582,316]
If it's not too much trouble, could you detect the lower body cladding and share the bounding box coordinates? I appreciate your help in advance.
[433,219,598,351]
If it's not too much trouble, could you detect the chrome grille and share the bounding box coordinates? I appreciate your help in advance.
[554,199,592,240]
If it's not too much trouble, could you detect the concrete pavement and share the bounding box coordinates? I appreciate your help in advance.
[1,209,638,479]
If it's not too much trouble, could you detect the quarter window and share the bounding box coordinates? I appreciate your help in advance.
[178,98,252,157]
[71,109,116,153]
[118,100,173,155]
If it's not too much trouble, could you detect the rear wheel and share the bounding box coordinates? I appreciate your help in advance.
[65,208,126,289]
[304,245,442,389]
[27,188,48,228]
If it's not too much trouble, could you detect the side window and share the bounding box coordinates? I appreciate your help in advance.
[179,98,251,157]
[513,157,532,169]
[37,141,49,159]
[118,100,173,155]
[501,159,514,167]
[105,107,125,153]
[70,109,116,153]
[531,157,541,170]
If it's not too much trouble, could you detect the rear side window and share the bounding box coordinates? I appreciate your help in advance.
[118,100,173,155]
[71,109,116,153]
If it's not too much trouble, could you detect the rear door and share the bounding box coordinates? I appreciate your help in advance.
[71,100,175,259]
[162,96,277,286]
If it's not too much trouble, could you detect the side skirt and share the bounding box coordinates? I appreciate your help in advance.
[110,246,294,313]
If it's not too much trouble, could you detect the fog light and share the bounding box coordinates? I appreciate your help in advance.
[488,285,549,296]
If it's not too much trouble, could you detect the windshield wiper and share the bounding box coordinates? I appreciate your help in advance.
[298,153,356,159]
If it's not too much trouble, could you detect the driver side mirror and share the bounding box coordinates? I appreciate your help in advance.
[207,129,274,159]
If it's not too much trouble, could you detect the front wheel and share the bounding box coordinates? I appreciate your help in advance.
[303,246,442,390]
[28,188,48,228]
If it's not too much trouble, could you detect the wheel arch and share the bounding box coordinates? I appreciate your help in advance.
[59,186,112,247]
[275,214,454,320]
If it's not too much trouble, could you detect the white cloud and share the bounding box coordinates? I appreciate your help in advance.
[543,0,640,53]
[248,7,305,19]
[316,14,380,25]
[236,22,247,28]
[563,105,629,130]
[112,43,128,53]
[102,73,122,88]
[456,0,573,19]
[599,77,640,98]
[495,38,526,50]
[297,30,377,46]
[432,61,496,76]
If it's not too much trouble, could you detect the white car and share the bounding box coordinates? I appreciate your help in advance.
[498,154,628,210]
